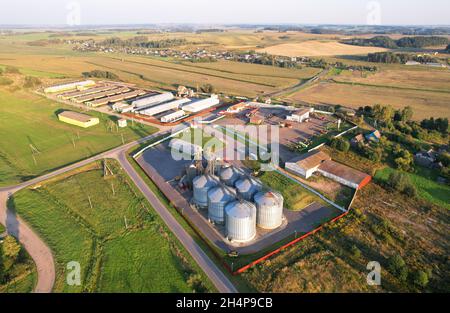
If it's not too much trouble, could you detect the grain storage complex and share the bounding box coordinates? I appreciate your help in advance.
[57,111,99,128]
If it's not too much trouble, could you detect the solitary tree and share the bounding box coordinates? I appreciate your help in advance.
[3,236,21,260]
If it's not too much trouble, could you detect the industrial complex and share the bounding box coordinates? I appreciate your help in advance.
[43,80,222,126]
[42,77,372,259]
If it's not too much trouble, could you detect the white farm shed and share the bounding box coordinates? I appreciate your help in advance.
[138,98,191,116]
[182,95,220,113]
[285,150,331,179]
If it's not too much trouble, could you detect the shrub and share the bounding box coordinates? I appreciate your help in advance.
[350,245,361,259]
[0,77,13,86]
[24,76,42,88]
[403,183,417,197]
[388,171,409,191]
[187,274,207,293]
[2,236,21,260]
[330,137,350,152]
[388,255,408,280]
[411,270,429,288]
[200,83,215,94]
[4,66,20,74]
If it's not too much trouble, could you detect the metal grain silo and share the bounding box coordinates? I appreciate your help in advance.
[235,177,263,201]
[225,201,257,242]
[254,190,284,229]
[192,174,219,208]
[207,185,236,224]
[219,165,243,187]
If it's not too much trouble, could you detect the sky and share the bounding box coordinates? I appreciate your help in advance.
[1,0,449,26]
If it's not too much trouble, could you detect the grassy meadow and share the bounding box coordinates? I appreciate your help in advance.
[375,167,450,210]
[10,160,215,292]
[259,171,326,211]
[242,182,450,292]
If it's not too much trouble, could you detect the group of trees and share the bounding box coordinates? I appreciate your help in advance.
[387,255,430,288]
[199,83,215,94]
[367,52,438,64]
[420,117,449,134]
[23,76,42,88]
[82,70,119,80]
[392,144,415,172]
[100,36,188,49]
[342,35,448,49]
[330,137,350,152]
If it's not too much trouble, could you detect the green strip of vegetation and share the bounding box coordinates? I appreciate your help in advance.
[10,160,215,292]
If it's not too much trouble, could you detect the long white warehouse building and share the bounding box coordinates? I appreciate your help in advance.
[132,92,174,109]
[44,80,95,94]
[138,98,191,116]
[160,110,187,123]
[182,95,220,113]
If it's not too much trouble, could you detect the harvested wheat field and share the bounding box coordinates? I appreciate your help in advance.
[258,41,388,57]
[336,68,450,92]
[290,82,450,120]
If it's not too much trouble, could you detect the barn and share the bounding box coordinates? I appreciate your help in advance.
[285,150,371,190]
[57,111,99,128]
[317,160,372,190]
[285,150,331,179]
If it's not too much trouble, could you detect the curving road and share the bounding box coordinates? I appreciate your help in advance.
[0,130,237,293]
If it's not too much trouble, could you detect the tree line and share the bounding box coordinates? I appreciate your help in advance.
[100,36,188,49]
[342,36,448,49]
[367,52,438,64]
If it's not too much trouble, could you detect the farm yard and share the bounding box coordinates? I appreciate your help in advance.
[0,24,448,295]
[9,160,214,293]
[0,89,158,187]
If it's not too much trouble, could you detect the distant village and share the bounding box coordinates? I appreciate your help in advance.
[67,39,377,71]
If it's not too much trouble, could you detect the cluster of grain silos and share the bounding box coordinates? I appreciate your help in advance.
[191,163,284,243]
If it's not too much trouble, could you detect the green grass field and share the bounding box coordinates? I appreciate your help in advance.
[0,89,158,186]
[259,171,325,211]
[375,167,450,209]
[10,160,214,292]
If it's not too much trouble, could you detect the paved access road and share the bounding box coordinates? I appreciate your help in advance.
[0,130,237,293]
